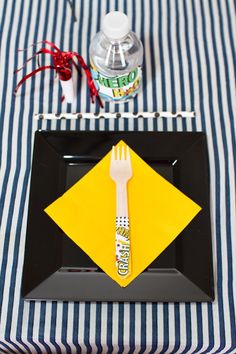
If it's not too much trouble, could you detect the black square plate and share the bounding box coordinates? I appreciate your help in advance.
[22,131,214,301]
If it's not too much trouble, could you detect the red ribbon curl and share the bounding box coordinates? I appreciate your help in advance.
[14,40,103,107]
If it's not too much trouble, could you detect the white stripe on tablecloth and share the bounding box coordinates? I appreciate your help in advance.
[111,303,119,353]
[156,304,164,352]
[122,302,130,353]
[183,0,202,132]
[170,1,182,112]
[161,0,171,111]
[177,2,191,112]
[142,0,151,113]
[166,303,176,353]
[133,303,141,354]
[76,302,86,353]
[55,302,69,353]
[175,304,187,354]
[126,0,135,114]
[100,302,108,353]
[79,1,90,113]
[152,3,162,112]
[88,302,97,353]
[50,0,65,112]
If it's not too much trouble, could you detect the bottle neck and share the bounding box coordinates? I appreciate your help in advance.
[102,31,130,44]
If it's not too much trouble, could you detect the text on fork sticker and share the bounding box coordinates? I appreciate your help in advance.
[116,217,130,277]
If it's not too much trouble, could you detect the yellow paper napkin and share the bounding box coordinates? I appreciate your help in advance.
[45,140,201,287]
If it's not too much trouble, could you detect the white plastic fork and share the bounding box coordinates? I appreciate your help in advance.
[110,145,132,278]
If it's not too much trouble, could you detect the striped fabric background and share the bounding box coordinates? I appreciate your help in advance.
[0,0,235,353]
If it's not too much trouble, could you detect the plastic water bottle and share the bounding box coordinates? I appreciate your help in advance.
[89,11,143,102]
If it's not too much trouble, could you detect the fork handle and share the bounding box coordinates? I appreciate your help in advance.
[116,182,128,217]
[116,216,130,278]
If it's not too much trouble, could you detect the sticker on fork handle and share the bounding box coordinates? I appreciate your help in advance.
[116,216,130,277]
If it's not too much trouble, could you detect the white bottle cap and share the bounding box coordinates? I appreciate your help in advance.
[102,11,130,40]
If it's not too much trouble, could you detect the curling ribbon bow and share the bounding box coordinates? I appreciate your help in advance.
[14,40,103,107]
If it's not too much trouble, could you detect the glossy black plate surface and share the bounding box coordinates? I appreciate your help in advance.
[22,131,214,301]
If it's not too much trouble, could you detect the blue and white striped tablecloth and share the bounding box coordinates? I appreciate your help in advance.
[0,0,235,353]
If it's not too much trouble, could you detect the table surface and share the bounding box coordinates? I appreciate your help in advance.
[0,0,235,353]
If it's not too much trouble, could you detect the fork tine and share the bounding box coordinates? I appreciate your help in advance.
[111,146,115,161]
[126,146,130,161]
[121,146,125,160]
[116,146,120,160]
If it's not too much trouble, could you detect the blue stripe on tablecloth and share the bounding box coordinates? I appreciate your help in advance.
[140,302,146,353]
[84,302,92,353]
[117,303,124,354]
[224,0,236,81]
[60,0,69,114]
[107,302,113,353]
[95,302,102,353]
[175,1,187,132]
[172,304,180,353]
[71,302,79,353]
[76,0,84,114]
[132,0,138,114]
[150,303,157,353]
[49,0,63,114]
[182,0,196,132]
[72,302,81,353]
[175,0,186,111]
[123,0,129,112]
[69,0,75,51]
[158,0,166,111]
[194,303,203,353]
[128,303,135,353]
[159,304,169,354]
[167,1,176,113]
[94,0,102,113]
[85,0,93,113]
[50,302,62,354]
[38,0,50,114]
[149,0,157,111]
[61,302,71,354]
[140,0,147,112]
[0,0,236,353]
[103,0,110,115]
[0,0,8,54]
[182,304,192,354]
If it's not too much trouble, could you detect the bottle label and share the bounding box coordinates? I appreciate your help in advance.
[90,63,142,101]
